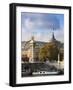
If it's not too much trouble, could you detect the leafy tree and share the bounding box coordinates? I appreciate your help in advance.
[39,43,59,61]
[39,47,48,61]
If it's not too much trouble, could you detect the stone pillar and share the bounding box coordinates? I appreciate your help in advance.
[31,42,34,63]
[58,53,60,69]
[58,53,60,63]
[29,37,35,63]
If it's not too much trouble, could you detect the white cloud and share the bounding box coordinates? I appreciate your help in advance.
[24,18,35,30]
[22,13,61,31]
[21,13,64,42]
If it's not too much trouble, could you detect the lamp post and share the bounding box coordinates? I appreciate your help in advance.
[57,47,60,70]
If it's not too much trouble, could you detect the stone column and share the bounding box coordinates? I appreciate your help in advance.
[58,53,60,69]
[31,42,34,63]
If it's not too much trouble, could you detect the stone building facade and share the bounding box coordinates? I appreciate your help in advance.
[21,33,64,63]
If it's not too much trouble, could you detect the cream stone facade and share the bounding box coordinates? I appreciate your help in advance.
[21,33,64,63]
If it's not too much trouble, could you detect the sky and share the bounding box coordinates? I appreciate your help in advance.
[21,12,64,42]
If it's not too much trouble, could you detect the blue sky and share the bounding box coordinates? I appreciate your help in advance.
[21,12,64,42]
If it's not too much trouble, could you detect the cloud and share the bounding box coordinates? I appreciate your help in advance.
[21,12,64,42]
[22,28,64,42]
[24,18,35,30]
[35,32,51,42]
[21,13,63,31]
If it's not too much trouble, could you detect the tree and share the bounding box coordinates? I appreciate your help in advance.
[39,43,59,61]
[39,46,48,61]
